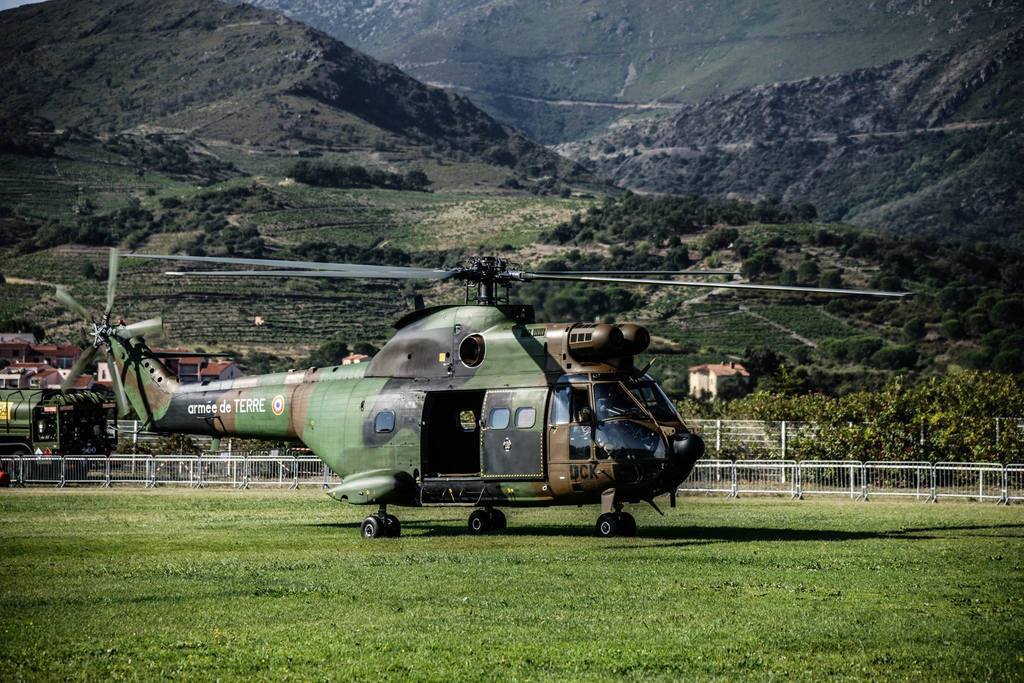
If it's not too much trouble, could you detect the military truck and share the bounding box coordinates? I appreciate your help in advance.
[0,389,117,456]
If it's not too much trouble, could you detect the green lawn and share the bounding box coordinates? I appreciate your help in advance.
[2,491,1022,680]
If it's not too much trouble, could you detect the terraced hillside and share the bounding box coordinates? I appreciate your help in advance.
[0,134,589,369]
[8,139,1022,400]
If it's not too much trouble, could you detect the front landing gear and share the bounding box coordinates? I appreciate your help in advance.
[360,506,401,539]
[468,508,507,534]
[596,488,638,538]
[596,511,637,538]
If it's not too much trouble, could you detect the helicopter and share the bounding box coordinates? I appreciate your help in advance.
[55,249,910,538]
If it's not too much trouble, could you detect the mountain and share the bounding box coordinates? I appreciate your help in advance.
[557,27,1024,245]
[0,0,583,181]
[243,0,1024,142]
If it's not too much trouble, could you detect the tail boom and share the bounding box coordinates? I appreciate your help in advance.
[110,337,308,441]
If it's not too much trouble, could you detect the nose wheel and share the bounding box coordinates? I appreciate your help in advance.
[596,511,636,538]
[360,506,401,539]
[468,508,507,534]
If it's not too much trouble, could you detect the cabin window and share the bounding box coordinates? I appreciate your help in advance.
[374,410,396,433]
[550,386,571,425]
[515,407,536,429]
[488,407,510,430]
[458,410,477,432]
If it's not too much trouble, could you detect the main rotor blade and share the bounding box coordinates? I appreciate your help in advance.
[54,286,94,322]
[165,268,451,279]
[119,317,163,339]
[60,345,99,390]
[521,273,912,298]
[127,253,456,280]
[105,247,119,317]
[529,270,740,276]
[105,349,131,418]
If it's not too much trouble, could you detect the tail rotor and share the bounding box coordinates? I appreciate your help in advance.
[54,248,162,416]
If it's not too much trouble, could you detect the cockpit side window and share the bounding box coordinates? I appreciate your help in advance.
[593,383,646,421]
[628,382,680,422]
[571,387,591,423]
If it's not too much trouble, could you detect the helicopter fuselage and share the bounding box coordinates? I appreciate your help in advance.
[111,304,704,510]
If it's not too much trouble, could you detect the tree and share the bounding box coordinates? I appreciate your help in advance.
[871,345,918,370]
[993,350,1023,374]
[743,346,784,378]
[941,316,966,340]
[307,340,350,367]
[796,261,819,284]
[819,269,843,288]
[701,227,739,252]
[902,318,926,342]
[990,298,1024,328]
[741,251,778,278]
[352,342,378,357]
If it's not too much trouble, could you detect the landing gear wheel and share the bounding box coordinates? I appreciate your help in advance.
[616,512,637,537]
[488,508,507,531]
[383,514,401,538]
[468,509,493,534]
[596,512,620,538]
[361,515,383,539]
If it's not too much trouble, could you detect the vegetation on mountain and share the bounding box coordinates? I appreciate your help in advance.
[560,26,1024,245]
[541,194,815,245]
[535,194,1024,395]
[0,0,585,183]
[289,161,430,192]
[246,0,1024,142]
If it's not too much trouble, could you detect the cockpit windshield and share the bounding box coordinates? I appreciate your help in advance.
[627,381,680,422]
[592,383,647,421]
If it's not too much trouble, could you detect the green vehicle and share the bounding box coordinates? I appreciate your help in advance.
[0,388,117,456]
[54,250,908,537]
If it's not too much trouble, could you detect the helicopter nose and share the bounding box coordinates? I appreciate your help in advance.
[671,432,705,469]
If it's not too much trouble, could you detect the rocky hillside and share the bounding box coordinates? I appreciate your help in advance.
[558,27,1024,245]
[244,0,1024,142]
[0,0,583,180]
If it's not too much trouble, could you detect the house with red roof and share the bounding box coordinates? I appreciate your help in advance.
[0,363,65,389]
[688,362,751,400]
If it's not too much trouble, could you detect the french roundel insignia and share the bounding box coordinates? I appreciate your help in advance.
[271,395,286,416]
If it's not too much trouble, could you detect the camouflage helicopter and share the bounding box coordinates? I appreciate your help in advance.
[55,249,909,538]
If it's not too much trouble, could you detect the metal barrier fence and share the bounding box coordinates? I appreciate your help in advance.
[2,455,1023,503]
[735,460,798,498]
[864,462,932,501]
[1007,465,1024,503]
[117,418,1024,459]
[797,461,861,499]
[678,459,734,495]
[0,454,336,489]
[933,462,1006,503]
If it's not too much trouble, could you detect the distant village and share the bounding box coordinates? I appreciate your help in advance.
[0,331,374,391]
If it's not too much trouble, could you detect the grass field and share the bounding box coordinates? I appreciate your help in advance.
[2,491,1022,680]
